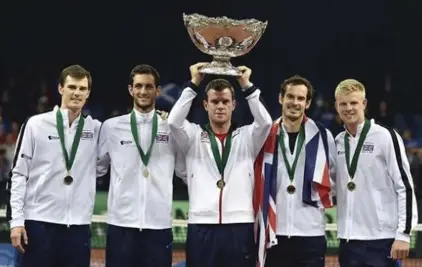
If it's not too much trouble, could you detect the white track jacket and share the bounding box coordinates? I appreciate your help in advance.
[335,119,418,242]
[97,109,186,229]
[8,106,101,228]
[168,82,272,224]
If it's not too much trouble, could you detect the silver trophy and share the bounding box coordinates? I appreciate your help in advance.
[183,13,268,76]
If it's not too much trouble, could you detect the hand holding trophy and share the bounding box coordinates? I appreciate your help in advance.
[237,66,252,88]
[189,62,208,86]
[183,13,267,76]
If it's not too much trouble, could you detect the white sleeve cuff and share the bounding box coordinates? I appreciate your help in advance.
[241,82,254,91]
[185,87,198,97]
[395,231,410,243]
[10,219,25,229]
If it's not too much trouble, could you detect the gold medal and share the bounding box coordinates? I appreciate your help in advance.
[347,181,356,191]
[56,109,84,187]
[64,171,73,185]
[216,179,225,189]
[64,175,73,185]
[143,168,149,178]
[286,184,296,194]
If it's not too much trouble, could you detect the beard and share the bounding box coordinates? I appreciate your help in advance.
[285,113,302,121]
[134,101,153,112]
[284,106,303,121]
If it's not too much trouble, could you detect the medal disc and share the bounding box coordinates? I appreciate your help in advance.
[347,181,356,191]
[286,184,296,194]
[143,168,149,178]
[64,175,73,185]
[216,179,225,189]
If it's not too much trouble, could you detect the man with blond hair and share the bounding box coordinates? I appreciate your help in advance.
[334,79,419,266]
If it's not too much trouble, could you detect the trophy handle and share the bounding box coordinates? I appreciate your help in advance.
[199,56,242,76]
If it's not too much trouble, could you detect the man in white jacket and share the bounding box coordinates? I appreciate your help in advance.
[8,65,100,267]
[168,62,272,267]
[262,75,336,267]
[334,79,418,266]
[97,64,186,267]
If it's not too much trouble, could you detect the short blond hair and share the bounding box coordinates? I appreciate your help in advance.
[335,79,366,97]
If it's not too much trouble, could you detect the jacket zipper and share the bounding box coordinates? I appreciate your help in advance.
[218,188,223,224]
[218,139,225,224]
[346,138,356,242]
[67,127,72,228]
[140,173,147,231]
[346,188,354,242]
[287,193,293,238]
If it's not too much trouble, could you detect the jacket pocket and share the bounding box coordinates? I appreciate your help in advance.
[32,174,46,205]
[109,175,123,215]
[373,188,396,230]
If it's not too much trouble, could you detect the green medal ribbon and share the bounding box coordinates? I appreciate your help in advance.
[278,123,306,183]
[56,109,85,173]
[130,110,158,166]
[344,119,371,179]
[205,125,233,177]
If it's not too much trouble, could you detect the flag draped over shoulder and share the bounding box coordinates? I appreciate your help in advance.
[253,120,278,267]
[253,117,333,267]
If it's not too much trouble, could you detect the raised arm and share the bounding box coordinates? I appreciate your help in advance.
[237,66,272,157]
[168,63,206,147]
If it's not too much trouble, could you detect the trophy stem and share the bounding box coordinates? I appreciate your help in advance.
[212,55,231,63]
[199,55,242,76]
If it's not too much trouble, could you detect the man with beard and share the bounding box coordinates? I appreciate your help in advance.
[97,64,186,267]
[334,79,418,266]
[257,75,337,267]
[8,65,100,267]
[168,63,272,267]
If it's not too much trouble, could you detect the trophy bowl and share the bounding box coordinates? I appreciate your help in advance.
[183,13,268,76]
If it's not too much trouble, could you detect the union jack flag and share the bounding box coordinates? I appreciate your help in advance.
[253,117,333,267]
[253,121,279,267]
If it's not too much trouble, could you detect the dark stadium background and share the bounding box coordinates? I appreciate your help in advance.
[0,0,421,266]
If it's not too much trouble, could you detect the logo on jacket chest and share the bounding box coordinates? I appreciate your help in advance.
[362,143,374,153]
[48,135,59,140]
[337,142,375,155]
[156,133,169,143]
[200,131,210,143]
[120,140,133,145]
[81,130,94,140]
